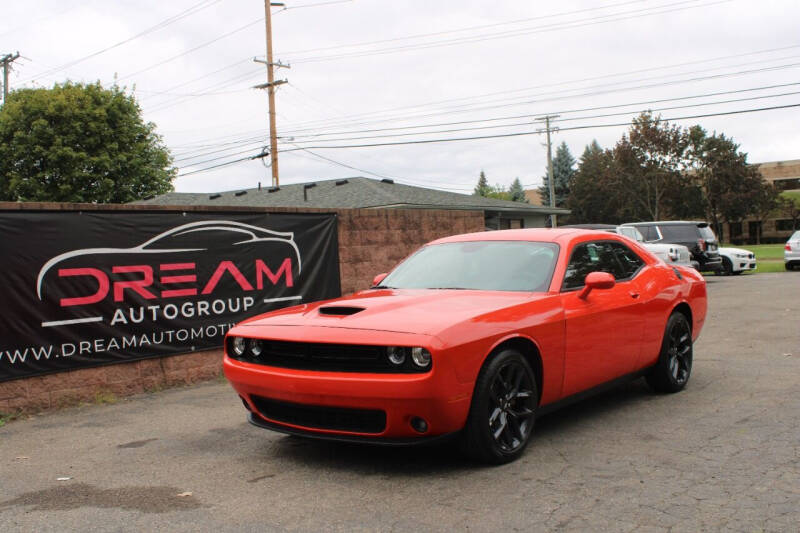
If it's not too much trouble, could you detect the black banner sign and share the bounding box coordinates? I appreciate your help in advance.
[0,210,340,381]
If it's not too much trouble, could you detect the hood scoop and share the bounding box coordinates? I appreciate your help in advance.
[318,306,365,316]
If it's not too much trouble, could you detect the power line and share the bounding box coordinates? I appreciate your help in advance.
[175,103,800,177]
[279,55,800,135]
[281,89,800,145]
[278,103,800,151]
[277,0,651,56]
[21,0,223,83]
[284,0,731,64]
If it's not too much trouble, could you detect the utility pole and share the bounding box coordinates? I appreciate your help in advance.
[253,2,288,187]
[1,52,21,103]
[535,115,560,228]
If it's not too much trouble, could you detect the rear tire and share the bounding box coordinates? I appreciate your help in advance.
[646,312,693,393]
[460,349,538,464]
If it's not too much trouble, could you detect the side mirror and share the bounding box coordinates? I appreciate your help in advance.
[372,273,388,287]
[578,271,615,300]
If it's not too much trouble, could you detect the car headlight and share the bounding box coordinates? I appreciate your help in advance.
[231,336,246,357]
[411,347,432,369]
[249,339,264,358]
[735,253,747,258]
[387,346,406,365]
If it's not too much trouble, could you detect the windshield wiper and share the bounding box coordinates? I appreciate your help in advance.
[372,285,394,289]
[430,287,469,290]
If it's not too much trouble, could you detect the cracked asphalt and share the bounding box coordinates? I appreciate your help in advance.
[2,273,799,532]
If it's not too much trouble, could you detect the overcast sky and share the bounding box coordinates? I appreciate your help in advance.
[3,0,800,195]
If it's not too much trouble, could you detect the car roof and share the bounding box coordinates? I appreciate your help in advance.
[561,224,617,230]
[430,228,605,245]
[624,220,708,227]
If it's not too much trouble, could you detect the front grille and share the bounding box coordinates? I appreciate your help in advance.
[251,395,386,434]
[227,338,428,373]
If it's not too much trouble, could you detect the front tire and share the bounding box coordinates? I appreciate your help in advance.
[646,312,693,393]
[460,349,538,464]
[717,256,733,276]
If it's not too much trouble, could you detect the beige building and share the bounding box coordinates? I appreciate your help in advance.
[726,159,800,244]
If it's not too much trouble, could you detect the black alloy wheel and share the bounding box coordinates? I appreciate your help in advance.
[461,349,538,464]
[646,312,693,393]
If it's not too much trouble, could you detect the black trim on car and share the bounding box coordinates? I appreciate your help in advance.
[247,412,458,446]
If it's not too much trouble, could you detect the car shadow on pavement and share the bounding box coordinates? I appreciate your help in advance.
[258,378,654,472]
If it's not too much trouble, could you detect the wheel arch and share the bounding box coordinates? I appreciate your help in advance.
[485,335,544,403]
[672,301,693,333]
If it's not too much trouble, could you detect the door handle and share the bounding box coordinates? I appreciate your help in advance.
[629,291,640,299]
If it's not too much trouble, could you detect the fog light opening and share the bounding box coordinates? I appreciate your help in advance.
[239,395,252,412]
[410,417,428,434]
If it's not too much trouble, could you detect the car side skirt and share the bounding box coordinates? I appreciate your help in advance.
[537,367,653,417]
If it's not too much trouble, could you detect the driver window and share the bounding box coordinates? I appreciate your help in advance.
[563,241,627,290]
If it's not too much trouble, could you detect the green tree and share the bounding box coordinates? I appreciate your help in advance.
[686,127,767,237]
[539,141,575,207]
[474,170,491,196]
[778,194,800,231]
[0,82,174,203]
[615,112,690,221]
[567,140,624,223]
[509,177,528,203]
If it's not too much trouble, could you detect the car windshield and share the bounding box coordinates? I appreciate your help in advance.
[379,241,559,292]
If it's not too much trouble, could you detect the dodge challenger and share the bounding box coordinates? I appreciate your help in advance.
[223,228,707,464]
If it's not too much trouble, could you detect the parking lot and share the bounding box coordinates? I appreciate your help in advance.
[1,273,798,532]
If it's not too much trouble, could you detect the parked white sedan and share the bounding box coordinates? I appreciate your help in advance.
[785,231,800,271]
[717,247,756,275]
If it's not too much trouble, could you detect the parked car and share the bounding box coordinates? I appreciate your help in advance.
[564,224,694,268]
[223,228,707,464]
[622,221,723,272]
[717,247,756,275]
[785,230,800,270]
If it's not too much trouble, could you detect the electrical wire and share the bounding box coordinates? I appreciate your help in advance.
[21,0,223,83]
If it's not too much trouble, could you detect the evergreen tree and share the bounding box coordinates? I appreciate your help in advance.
[538,141,575,207]
[474,170,490,196]
[509,177,528,203]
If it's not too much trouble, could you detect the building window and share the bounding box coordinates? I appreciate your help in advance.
[729,222,742,238]
[774,178,800,191]
[776,219,797,231]
[748,221,762,239]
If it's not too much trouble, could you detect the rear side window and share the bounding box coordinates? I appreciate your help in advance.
[697,225,716,241]
[636,225,659,241]
[658,225,699,241]
[563,241,644,290]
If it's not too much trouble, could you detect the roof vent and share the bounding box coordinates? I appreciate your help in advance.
[381,178,394,184]
[143,195,155,201]
[209,193,221,200]
[268,186,280,193]
[319,306,365,316]
[335,179,349,186]
[235,190,247,196]
[303,182,316,201]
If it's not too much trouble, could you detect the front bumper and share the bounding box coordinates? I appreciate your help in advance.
[700,256,723,272]
[224,355,473,440]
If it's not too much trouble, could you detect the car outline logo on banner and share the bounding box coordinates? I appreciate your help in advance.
[35,220,304,327]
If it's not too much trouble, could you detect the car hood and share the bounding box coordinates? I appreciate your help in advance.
[718,247,753,255]
[238,289,549,336]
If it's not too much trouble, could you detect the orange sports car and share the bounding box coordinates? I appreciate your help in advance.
[223,228,707,463]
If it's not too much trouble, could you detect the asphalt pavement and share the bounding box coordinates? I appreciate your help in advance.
[1,273,799,532]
